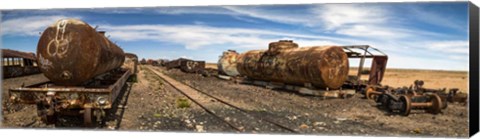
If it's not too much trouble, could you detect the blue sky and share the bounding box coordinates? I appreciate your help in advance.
[0,2,470,71]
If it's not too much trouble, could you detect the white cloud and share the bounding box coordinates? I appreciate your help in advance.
[155,6,237,15]
[1,15,80,36]
[222,6,315,26]
[1,4,468,71]
[314,4,388,30]
[449,55,468,61]
[99,22,469,71]
[223,4,461,42]
[100,24,353,50]
[425,40,469,54]
[335,25,404,38]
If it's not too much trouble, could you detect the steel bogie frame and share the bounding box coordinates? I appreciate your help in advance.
[364,80,449,116]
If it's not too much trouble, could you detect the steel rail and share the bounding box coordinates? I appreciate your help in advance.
[145,66,244,132]
[146,66,299,134]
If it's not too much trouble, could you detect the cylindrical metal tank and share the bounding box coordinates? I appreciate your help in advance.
[37,19,125,86]
[235,40,349,89]
[218,50,240,76]
[123,53,138,74]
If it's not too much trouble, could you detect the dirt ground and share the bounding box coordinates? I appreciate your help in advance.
[208,63,469,93]
[161,66,469,137]
[379,69,468,93]
[0,65,469,137]
[1,74,49,127]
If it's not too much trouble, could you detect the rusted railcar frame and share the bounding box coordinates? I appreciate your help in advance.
[342,45,388,86]
[2,49,36,60]
[180,60,205,73]
[8,69,132,126]
[2,49,41,78]
[9,70,131,106]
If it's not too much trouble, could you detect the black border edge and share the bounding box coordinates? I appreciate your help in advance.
[469,1,480,137]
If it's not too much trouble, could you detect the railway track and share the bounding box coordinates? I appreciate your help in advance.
[145,66,299,133]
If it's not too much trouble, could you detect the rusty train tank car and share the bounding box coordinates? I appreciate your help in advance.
[123,53,139,74]
[219,40,349,89]
[36,19,125,86]
[10,19,134,126]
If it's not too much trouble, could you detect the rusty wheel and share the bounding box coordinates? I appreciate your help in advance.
[429,94,442,114]
[399,95,411,116]
[441,98,448,109]
[83,108,96,127]
[36,103,57,124]
[41,114,57,124]
[365,87,376,100]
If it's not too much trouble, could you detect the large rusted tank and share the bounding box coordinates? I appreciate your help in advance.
[37,19,125,86]
[225,40,349,89]
[218,50,240,76]
[123,53,138,74]
[180,60,205,73]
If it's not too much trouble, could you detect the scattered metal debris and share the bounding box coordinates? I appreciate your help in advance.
[363,80,468,116]
[140,58,147,65]
[165,58,205,74]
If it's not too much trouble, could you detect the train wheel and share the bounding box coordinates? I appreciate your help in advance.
[399,95,411,116]
[429,94,442,114]
[441,98,448,109]
[36,103,57,124]
[84,108,97,127]
[380,94,390,108]
[365,86,376,100]
[41,114,57,125]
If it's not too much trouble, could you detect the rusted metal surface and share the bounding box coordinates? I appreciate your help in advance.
[409,80,468,105]
[3,66,40,78]
[363,80,458,116]
[368,56,388,85]
[164,58,205,73]
[2,49,41,78]
[140,58,147,65]
[9,69,132,125]
[376,92,443,116]
[164,58,189,69]
[165,58,182,69]
[218,50,240,76]
[146,59,159,66]
[36,19,125,86]
[235,40,349,89]
[123,53,138,74]
[2,49,36,60]
[157,59,169,66]
[446,88,468,104]
[180,60,205,73]
[342,45,388,86]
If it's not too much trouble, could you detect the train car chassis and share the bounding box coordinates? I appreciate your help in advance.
[8,68,132,126]
[217,75,356,98]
